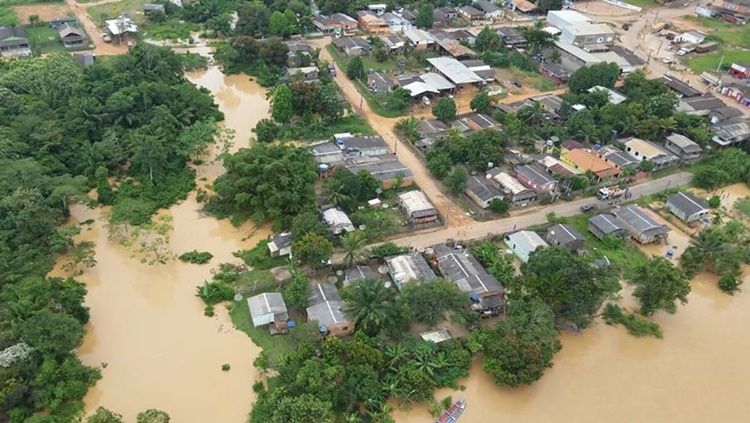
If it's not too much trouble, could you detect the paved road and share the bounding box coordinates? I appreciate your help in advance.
[378,172,693,250]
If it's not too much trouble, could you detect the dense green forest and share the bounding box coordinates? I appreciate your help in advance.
[0,45,222,421]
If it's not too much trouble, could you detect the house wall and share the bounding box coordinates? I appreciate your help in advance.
[666,202,708,223]
[587,222,628,240]
[504,238,531,263]
[516,173,558,192]
[465,189,493,209]
[663,141,701,163]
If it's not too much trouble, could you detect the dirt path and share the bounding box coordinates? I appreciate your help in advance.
[313,39,473,228]
[65,0,129,55]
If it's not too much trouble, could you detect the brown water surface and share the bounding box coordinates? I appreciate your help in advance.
[66,67,271,421]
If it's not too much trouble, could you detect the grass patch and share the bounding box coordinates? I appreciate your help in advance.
[620,0,655,5]
[734,197,750,218]
[684,15,750,48]
[686,50,750,74]
[234,240,289,271]
[143,19,199,41]
[566,212,649,278]
[26,26,65,54]
[499,66,556,93]
[0,6,18,26]
[602,304,663,338]
[88,0,149,25]
[324,114,376,135]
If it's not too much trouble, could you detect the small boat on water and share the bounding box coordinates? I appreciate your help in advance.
[435,398,466,423]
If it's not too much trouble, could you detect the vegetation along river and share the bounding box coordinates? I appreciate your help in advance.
[68,66,270,422]
[68,64,750,422]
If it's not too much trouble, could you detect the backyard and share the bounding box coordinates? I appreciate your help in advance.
[686,49,750,74]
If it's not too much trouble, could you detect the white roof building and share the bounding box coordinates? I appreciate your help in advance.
[398,190,438,220]
[322,208,355,235]
[491,171,528,195]
[547,10,591,29]
[106,17,138,35]
[588,86,627,104]
[427,57,484,85]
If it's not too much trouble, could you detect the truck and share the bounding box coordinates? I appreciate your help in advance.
[597,186,629,201]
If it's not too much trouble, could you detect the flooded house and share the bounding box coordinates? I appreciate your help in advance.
[386,252,437,290]
[247,292,288,333]
[665,191,711,224]
[306,283,354,337]
[611,206,670,244]
[430,244,505,315]
[504,230,549,263]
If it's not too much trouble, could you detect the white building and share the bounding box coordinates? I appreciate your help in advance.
[322,208,355,235]
[546,10,591,30]
[561,23,615,47]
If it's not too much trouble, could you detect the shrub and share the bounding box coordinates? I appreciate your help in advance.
[234,241,286,270]
[602,304,663,338]
[371,242,410,258]
[204,305,215,316]
[196,281,235,306]
[221,364,231,371]
[718,274,741,294]
[490,198,509,214]
[708,195,721,208]
[178,250,214,264]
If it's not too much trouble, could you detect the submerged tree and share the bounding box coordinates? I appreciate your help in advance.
[631,257,691,316]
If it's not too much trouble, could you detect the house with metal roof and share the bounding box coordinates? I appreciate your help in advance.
[287,66,319,83]
[57,23,87,47]
[322,208,355,235]
[660,76,702,98]
[587,214,629,240]
[547,10,591,29]
[0,27,30,56]
[459,5,485,22]
[247,293,288,329]
[313,13,358,34]
[465,174,504,209]
[497,26,526,48]
[540,62,570,84]
[561,23,615,47]
[421,328,454,343]
[474,0,503,18]
[386,252,438,289]
[398,190,439,223]
[457,112,501,131]
[368,71,394,93]
[515,165,558,192]
[381,34,407,51]
[434,38,476,59]
[487,169,537,206]
[345,158,414,188]
[309,141,344,165]
[504,230,549,263]
[405,28,435,49]
[306,283,354,336]
[546,224,585,252]
[554,40,602,72]
[712,118,750,147]
[598,146,640,170]
[331,36,370,55]
[427,57,483,86]
[664,133,703,163]
[623,138,678,170]
[344,265,379,287]
[678,95,727,116]
[510,0,537,13]
[666,191,710,224]
[431,244,505,314]
[588,86,627,104]
[611,205,670,244]
[267,232,292,257]
[337,135,389,155]
[538,155,581,177]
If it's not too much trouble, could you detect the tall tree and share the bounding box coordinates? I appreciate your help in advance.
[346,56,365,80]
[631,257,691,316]
[470,91,492,114]
[432,98,457,122]
[521,246,619,328]
[416,4,434,29]
[293,232,333,269]
[342,279,406,336]
[271,84,295,123]
[341,231,368,267]
[400,278,467,327]
[475,297,561,387]
[136,409,171,423]
[568,62,621,93]
[87,407,124,423]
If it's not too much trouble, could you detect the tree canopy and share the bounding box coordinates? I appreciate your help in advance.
[631,257,690,316]
[208,144,317,228]
[568,62,621,93]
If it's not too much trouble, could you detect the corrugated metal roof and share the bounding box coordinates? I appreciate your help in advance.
[433,244,504,295]
[612,206,669,235]
[507,231,548,255]
[247,293,288,327]
[667,191,709,217]
[398,190,438,218]
[428,57,483,84]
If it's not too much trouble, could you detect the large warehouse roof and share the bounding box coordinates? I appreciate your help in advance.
[427,57,484,85]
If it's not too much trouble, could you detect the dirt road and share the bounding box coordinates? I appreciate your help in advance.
[65,0,129,55]
[313,39,473,228]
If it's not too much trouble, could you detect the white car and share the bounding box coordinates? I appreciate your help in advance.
[662,57,673,64]
[677,49,688,56]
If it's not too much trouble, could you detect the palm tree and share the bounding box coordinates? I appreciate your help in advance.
[341,231,368,267]
[518,102,545,128]
[325,179,350,207]
[342,279,399,336]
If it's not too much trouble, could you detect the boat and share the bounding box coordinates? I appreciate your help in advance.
[435,398,466,423]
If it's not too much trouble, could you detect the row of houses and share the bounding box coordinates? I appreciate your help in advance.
[0,21,89,57]
[464,163,559,209]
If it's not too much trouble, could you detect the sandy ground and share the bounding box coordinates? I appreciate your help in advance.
[13,4,74,24]
[65,0,130,55]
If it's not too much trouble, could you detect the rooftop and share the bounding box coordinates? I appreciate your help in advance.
[589,213,627,234]
[667,191,710,217]
[466,175,504,202]
[511,0,537,12]
[427,57,483,84]
[405,28,434,44]
[516,165,555,186]
[588,86,627,104]
[460,112,500,129]
[666,133,702,153]
[554,40,602,64]
[344,265,378,286]
[460,5,484,16]
[433,244,505,295]
[434,38,476,58]
[624,138,670,159]
[105,17,138,35]
[420,72,456,91]
[417,118,449,134]
[564,23,615,36]
[398,190,438,218]
[507,230,549,253]
[346,159,413,182]
[661,76,702,97]
[332,36,370,49]
[490,170,530,195]
[339,135,387,151]
[612,206,670,235]
[247,293,288,327]
[306,283,350,328]
[475,0,502,14]
[533,93,564,112]
[603,149,639,168]
[387,252,438,286]
[563,149,619,177]
[547,223,584,245]
[269,232,292,249]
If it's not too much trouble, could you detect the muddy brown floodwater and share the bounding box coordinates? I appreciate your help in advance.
[397,184,750,423]
[62,67,271,422]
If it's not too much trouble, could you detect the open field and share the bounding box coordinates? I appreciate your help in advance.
[686,50,750,73]
[26,25,64,53]
[495,67,556,96]
[87,0,148,24]
[12,2,72,24]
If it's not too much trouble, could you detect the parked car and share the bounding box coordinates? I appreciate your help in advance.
[422,96,431,106]
[512,81,522,88]
[662,57,673,64]
[580,203,597,212]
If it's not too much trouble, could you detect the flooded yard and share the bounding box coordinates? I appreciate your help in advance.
[66,67,271,421]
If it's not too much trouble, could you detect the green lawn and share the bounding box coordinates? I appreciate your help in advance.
[142,19,200,41]
[565,213,650,278]
[684,15,750,48]
[686,50,750,74]
[0,6,18,26]
[26,26,64,54]
[88,0,150,25]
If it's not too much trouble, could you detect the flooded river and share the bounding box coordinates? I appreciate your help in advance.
[68,67,271,421]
